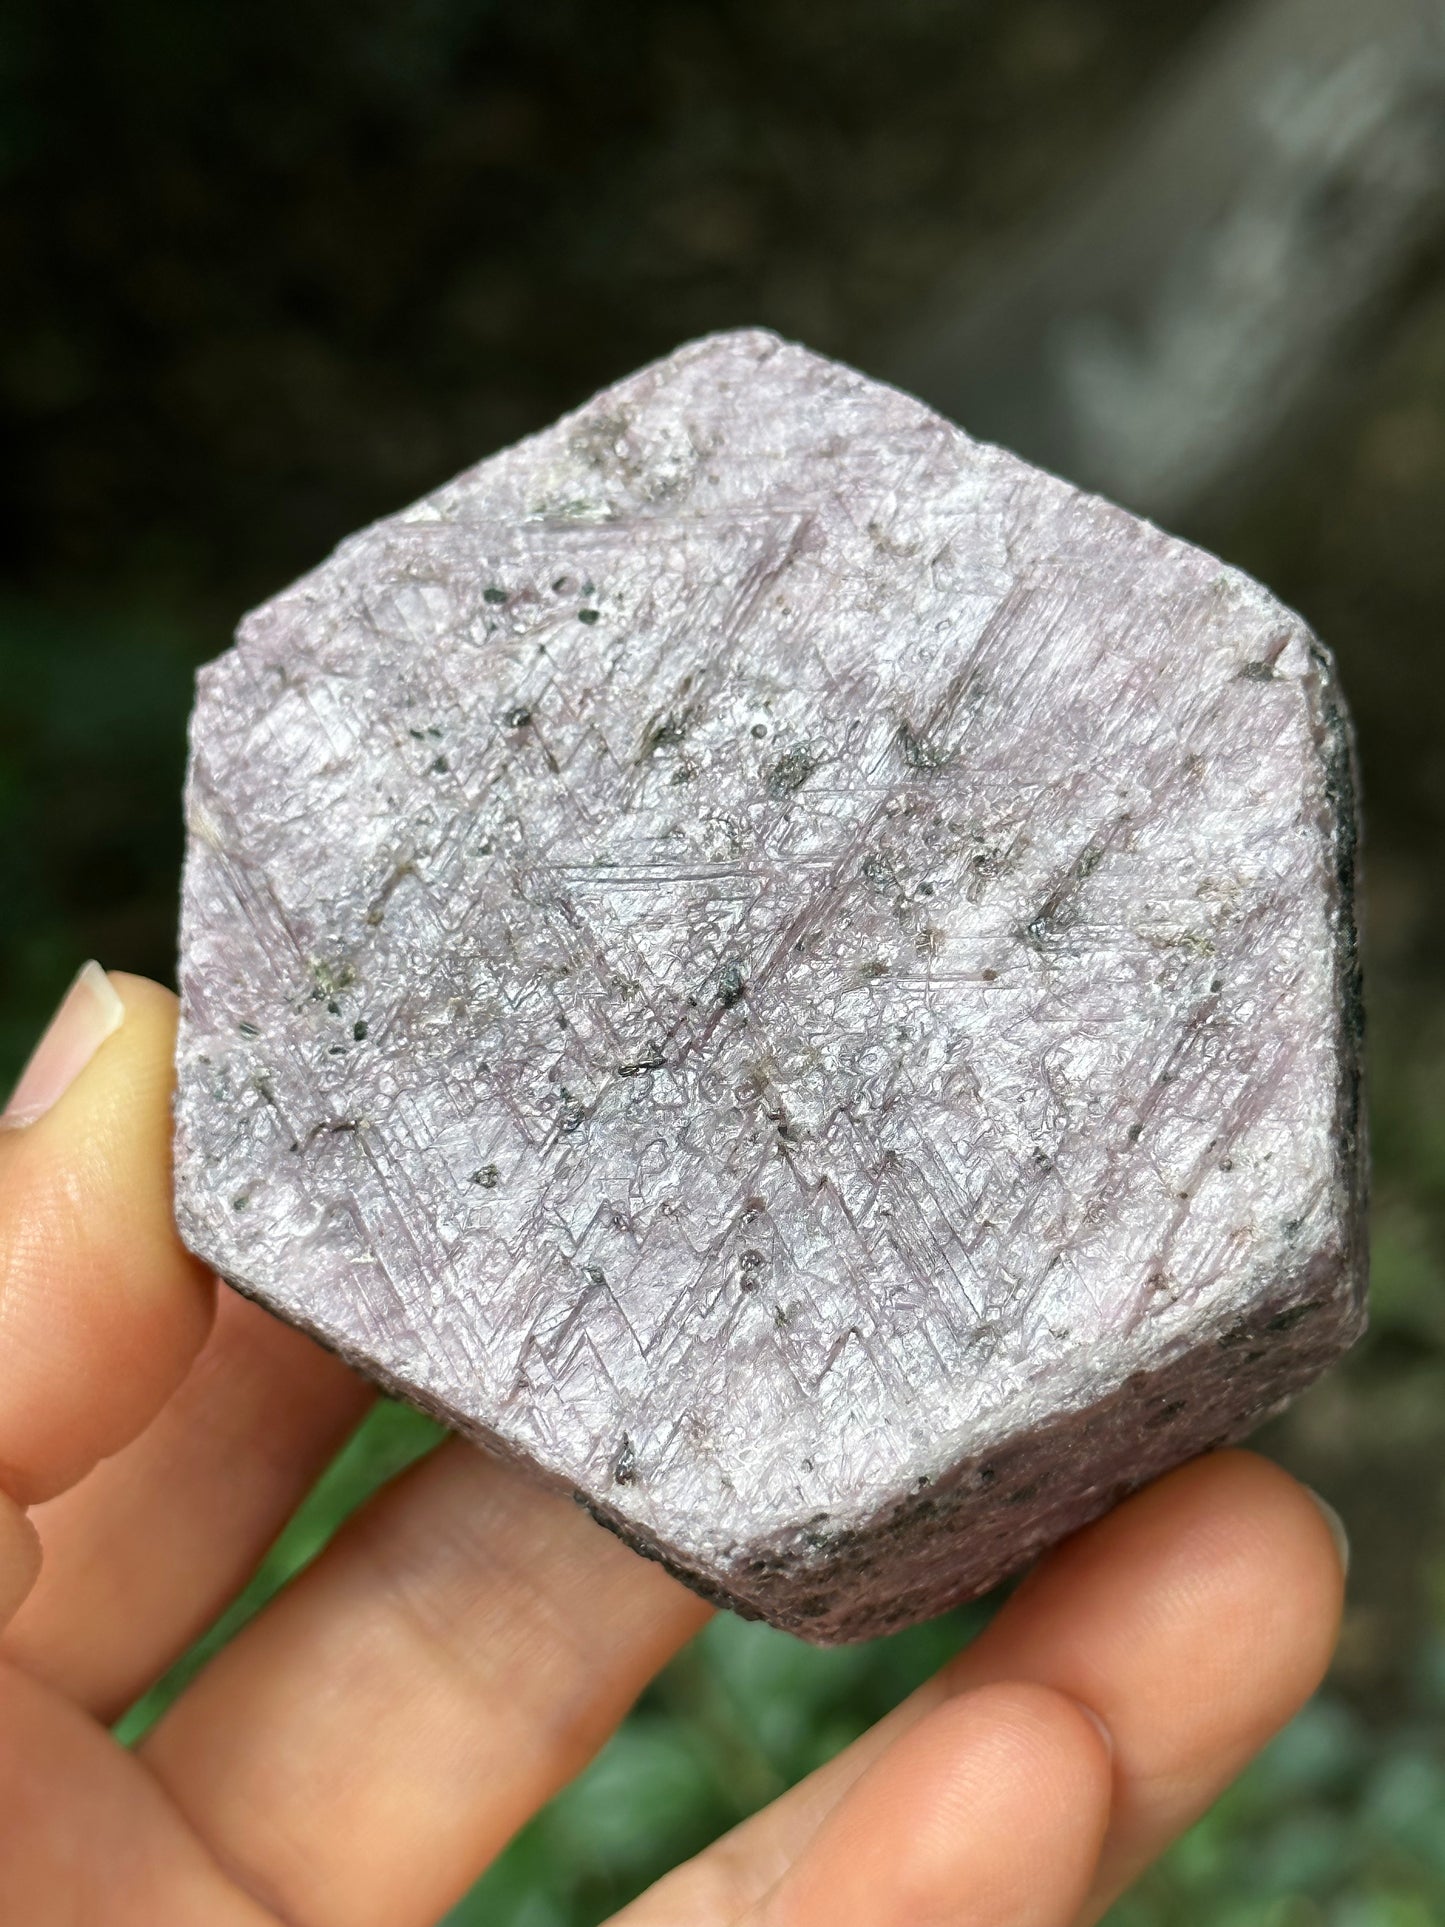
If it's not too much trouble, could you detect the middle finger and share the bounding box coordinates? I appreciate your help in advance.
[140,1437,710,1927]
[4,1288,374,1720]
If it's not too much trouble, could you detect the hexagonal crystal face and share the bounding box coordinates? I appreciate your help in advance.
[176,331,1365,1640]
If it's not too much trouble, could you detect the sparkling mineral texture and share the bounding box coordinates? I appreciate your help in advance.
[175,329,1367,1642]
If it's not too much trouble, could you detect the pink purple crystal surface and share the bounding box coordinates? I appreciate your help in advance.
[174,329,1366,1641]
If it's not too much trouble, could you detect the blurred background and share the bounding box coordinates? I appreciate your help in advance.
[5,0,1445,1919]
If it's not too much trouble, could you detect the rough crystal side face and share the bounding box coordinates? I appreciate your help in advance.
[174,329,1366,1642]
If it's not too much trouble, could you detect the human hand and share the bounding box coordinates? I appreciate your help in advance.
[0,967,1348,1926]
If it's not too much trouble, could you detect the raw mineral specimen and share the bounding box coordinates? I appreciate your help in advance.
[174,329,1366,1642]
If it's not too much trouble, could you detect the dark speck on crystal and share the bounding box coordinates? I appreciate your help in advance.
[767,743,818,796]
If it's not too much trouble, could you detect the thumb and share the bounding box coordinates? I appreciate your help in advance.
[0,968,214,1619]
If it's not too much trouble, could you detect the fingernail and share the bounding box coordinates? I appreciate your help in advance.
[1305,1486,1350,1577]
[1,963,126,1130]
[1070,1695,1115,1761]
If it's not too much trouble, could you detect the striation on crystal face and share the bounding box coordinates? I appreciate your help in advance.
[174,329,1367,1642]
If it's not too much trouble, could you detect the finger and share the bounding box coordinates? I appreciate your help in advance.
[0,968,214,1624]
[4,1286,373,1720]
[0,1659,275,1926]
[749,1683,1111,1927]
[0,1495,40,1630]
[955,1451,1345,1920]
[617,1450,1342,1926]
[141,1438,712,1927]
[0,968,215,1504]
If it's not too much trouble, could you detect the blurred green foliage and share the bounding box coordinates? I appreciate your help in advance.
[6,0,1445,1920]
